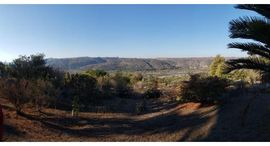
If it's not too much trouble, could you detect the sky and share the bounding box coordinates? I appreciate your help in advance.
[0,4,260,62]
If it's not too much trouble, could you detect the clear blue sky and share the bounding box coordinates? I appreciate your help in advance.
[0,4,259,62]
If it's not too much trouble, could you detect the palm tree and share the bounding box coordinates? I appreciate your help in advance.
[226,5,270,75]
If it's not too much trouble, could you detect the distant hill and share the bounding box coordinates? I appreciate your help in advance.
[46,57,219,72]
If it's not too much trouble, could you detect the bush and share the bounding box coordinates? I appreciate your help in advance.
[29,79,59,113]
[130,72,143,83]
[65,73,98,108]
[97,76,114,99]
[135,100,147,114]
[0,78,31,113]
[110,72,132,98]
[180,74,229,105]
[143,75,161,98]
[143,88,161,99]
[84,69,108,78]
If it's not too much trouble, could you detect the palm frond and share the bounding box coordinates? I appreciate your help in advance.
[228,42,270,58]
[236,4,270,19]
[229,16,270,46]
[225,57,270,73]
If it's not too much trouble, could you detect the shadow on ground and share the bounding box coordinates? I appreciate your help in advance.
[4,87,270,141]
[18,102,217,141]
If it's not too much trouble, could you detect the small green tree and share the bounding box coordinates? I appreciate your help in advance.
[71,96,80,118]
[65,73,98,108]
[209,55,226,77]
[216,62,226,77]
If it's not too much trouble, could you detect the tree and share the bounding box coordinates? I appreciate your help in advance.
[29,79,58,114]
[65,74,98,108]
[8,54,60,81]
[209,55,225,77]
[71,96,80,118]
[1,78,31,114]
[216,62,226,77]
[110,72,132,98]
[0,62,10,78]
[1,54,63,114]
[225,5,270,75]
[0,62,6,78]
[209,55,261,83]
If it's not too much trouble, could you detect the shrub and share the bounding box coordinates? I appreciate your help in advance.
[135,100,147,114]
[110,72,132,98]
[71,96,80,117]
[84,69,108,78]
[65,73,98,108]
[97,76,114,99]
[143,88,161,99]
[143,75,161,98]
[130,72,143,83]
[227,69,261,84]
[29,79,58,113]
[180,74,229,105]
[209,55,225,77]
[0,78,31,113]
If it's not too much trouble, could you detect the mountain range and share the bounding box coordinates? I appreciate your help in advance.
[46,57,219,72]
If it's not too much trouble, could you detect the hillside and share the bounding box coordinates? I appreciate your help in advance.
[46,57,214,72]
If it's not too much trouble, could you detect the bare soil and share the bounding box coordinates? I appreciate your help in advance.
[1,90,270,141]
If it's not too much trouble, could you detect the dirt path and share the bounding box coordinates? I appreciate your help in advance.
[2,91,270,141]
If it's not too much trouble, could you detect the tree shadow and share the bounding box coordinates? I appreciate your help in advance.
[18,101,216,141]
[3,124,24,137]
[199,88,270,141]
[144,99,180,114]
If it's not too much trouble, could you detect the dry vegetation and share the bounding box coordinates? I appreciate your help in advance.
[1,53,270,142]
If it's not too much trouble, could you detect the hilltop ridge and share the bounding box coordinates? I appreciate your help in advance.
[46,57,221,72]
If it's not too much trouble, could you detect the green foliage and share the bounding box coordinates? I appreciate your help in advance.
[84,69,108,78]
[180,74,229,105]
[65,73,98,108]
[8,54,56,80]
[96,75,114,98]
[72,96,80,117]
[129,72,143,84]
[142,75,162,98]
[209,55,262,84]
[227,69,261,84]
[145,75,158,89]
[226,5,270,75]
[209,55,226,77]
[110,72,132,98]
[0,62,8,78]
[143,88,161,99]
[0,54,64,113]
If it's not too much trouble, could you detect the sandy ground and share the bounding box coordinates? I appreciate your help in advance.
[1,89,270,142]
